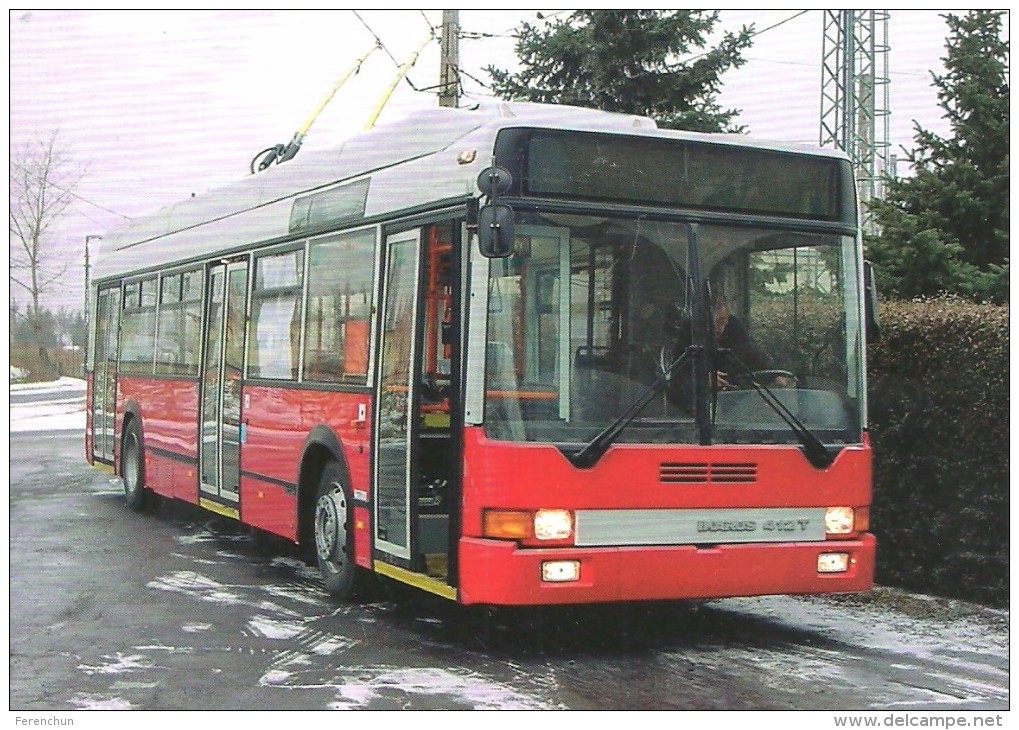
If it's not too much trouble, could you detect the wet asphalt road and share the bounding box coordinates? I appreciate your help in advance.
[9,427,1010,711]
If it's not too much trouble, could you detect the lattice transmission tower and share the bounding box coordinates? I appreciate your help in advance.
[819,10,891,235]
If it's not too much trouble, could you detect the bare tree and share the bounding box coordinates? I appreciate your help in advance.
[9,130,84,372]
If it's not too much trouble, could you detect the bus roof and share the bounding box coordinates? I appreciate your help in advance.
[94,101,849,282]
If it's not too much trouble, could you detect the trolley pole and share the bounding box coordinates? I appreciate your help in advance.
[438,10,460,108]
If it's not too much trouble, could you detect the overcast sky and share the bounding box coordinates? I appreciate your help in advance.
[9,9,978,313]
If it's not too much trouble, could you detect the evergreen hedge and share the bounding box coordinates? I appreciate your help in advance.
[867,297,1009,606]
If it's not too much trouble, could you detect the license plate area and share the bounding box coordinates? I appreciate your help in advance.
[574,508,827,546]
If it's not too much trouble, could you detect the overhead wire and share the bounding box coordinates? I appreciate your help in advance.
[419,10,435,35]
[351,9,433,92]
[363,34,435,130]
[351,10,401,68]
[251,43,381,173]
[457,10,815,98]
[10,159,131,220]
[252,11,440,171]
[669,10,814,67]
[750,9,810,37]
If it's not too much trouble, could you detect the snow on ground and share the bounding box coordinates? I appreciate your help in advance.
[10,376,87,433]
[10,376,87,393]
[718,588,1009,666]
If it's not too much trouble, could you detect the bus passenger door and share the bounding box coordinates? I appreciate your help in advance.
[199,260,248,509]
[92,285,121,465]
[374,230,421,564]
[374,225,460,590]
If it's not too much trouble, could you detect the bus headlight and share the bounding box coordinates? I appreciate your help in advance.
[824,506,855,535]
[534,509,573,541]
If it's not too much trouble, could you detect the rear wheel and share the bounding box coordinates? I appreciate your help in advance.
[121,419,149,511]
[314,461,360,598]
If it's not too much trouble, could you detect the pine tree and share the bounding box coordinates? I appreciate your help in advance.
[867,11,1009,302]
[486,10,753,133]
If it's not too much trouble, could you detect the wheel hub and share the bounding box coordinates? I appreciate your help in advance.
[124,435,139,492]
[315,488,347,564]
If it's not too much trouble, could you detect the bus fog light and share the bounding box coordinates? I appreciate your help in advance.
[824,506,854,535]
[542,560,580,582]
[817,552,850,573]
[534,509,573,541]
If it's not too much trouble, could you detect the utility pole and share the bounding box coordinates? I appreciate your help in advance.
[438,10,460,108]
[84,235,102,332]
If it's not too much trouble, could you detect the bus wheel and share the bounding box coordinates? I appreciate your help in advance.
[314,461,358,598]
[121,419,149,511]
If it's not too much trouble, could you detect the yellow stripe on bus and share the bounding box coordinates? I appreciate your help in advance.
[373,561,458,602]
[199,498,240,521]
[92,462,115,474]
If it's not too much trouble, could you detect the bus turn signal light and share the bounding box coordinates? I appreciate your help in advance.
[483,510,532,540]
[482,509,575,545]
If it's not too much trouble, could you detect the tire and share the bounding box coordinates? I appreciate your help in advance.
[121,419,149,512]
[313,460,360,599]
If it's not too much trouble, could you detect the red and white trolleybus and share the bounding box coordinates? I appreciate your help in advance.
[86,102,877,605]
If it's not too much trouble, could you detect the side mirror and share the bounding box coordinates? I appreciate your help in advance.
[478,204,515,258]
[476,165,515,258]
[864,260,881,342]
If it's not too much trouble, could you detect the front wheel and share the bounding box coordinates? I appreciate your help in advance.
[121,419,149,511]
[313,461,360,599]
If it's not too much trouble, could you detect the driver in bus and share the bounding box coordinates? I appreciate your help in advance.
[710,284,792,390]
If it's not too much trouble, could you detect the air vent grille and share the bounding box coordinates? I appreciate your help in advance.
[660,462,757,484]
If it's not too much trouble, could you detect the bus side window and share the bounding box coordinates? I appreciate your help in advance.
[248,249,304,381]
[302,228,376,384]
[120,277,158,375]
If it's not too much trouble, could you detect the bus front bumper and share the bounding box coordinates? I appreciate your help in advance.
[456,534,876,606]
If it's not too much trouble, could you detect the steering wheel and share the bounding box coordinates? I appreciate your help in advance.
[658,342,691,380]
[726,369,796,388]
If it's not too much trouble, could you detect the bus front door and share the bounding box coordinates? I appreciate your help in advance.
[199,260,248,512]
[374,230,422,566]
[92,286,121,465]
[373,227,458,596]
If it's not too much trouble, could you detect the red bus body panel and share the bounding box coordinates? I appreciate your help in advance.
[458,536,875,605]
[117,376,200,502]
[239,386,372,545]
[110,378,374,553]
[101,377,875,606]
[458,426,875,605]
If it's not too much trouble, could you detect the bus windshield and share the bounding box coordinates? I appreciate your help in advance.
[481,212,864,447]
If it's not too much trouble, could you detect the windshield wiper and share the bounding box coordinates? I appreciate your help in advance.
[716,348,835,469]
[567,346,695,469]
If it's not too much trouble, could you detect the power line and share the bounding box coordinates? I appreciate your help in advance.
[351,10,401,68]
[749,10,810,38]
[419,10,436,35]
[672,10,813,67]
[350,10,433,92]
[10,159,131,220]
